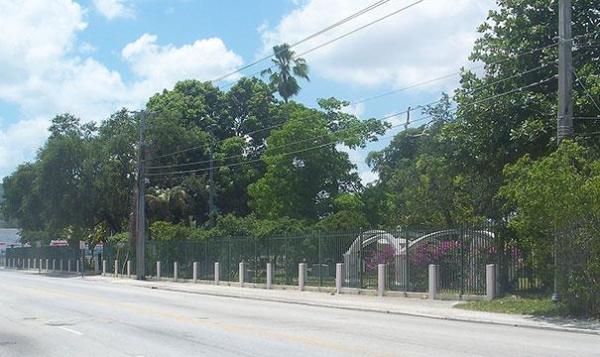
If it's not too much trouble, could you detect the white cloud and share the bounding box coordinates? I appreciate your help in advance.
[122,34,244,99]
[93,0,135,20]
[259,0,492,90]
[0,0,244,178]
[341,102,365,117]
[359,170,378,185]
[78,42,97,54]
[0,117,49,174]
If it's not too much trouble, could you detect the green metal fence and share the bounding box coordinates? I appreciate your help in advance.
[5,223,552,296]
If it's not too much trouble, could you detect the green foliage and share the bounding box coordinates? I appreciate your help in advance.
[500,141,600,317]
[107,232,129,244]
[249,100,387,220]
[261,43,309,102]
[149,221,195,241]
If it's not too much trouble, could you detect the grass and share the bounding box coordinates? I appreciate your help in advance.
[455,294,570,317]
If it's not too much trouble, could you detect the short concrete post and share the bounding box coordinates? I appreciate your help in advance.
[27,259,31,269]
[377,264,386,297]
[214,262,220,285]
[94,258,99,273]
[33,258,37,269]
[156,261,161,281]
[114,260,119,278]
[428,264,438,300]
[173,262,178,281]
[60,259,63,271]
[68,260,72,272]
[76,259,80,273]
[39,259,43,273]
[239,261,245,286]
[192,262,198,283]
[102,260,107,276]
[127,260,131,278]
[335,263,344,294]
[298,263,307,291]
[486,264,497,300]
[52,259,56,272]
[45,259,49,272]
[266,262,273,289]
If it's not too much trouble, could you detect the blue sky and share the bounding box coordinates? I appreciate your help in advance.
[0,0,494,181]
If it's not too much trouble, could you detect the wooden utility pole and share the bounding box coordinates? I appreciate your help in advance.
[207,146,216,227]
[553,0,574,302]
[557,0,573,144]
[135,110,147,280]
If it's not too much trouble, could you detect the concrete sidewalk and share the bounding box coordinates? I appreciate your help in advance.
[85,275,600,336]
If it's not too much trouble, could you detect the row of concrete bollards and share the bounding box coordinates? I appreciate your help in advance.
[99,259,497,299]
[4,257,497,300]
[4,257,81,273]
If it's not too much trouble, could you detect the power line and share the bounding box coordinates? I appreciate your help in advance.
[147,75,556,177]
[218,0,425,91]
[145,27,600,165]
[147,57,559,165]
[572,69,600,113]
[210,0,397,83]
[147,63,556,170]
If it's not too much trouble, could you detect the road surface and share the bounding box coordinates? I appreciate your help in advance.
[0,270,597,356]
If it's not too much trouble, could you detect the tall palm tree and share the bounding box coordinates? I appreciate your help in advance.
[261,43,309,103]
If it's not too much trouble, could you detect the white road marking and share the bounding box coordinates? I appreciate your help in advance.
[55,326,83,336]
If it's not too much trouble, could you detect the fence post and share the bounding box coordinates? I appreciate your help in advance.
[429,264,438,300]
[44,259,48,272]
[318,233,322,287]
[266,262,273,289]
[39,259,43,273]
[68,260,72,272]
[127,260,131,279]
[298,263,307,291]
[336,263,344,294]
[359,228,363,289]
[460,227,465,298]
[94,257,99,274]
[76,259,80,273]
[114,260,119,278]
[239,261,245,286]
[378,264,386,297]
[174,262,178,282]
[59,259,63,271]
[27,259,31,269]
[214,262,220,285]
[486,264,497,300]
[193,261,198,283]
[156,261,161,281]
[102,260,106,276]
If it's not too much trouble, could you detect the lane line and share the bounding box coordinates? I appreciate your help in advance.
[55,326,83,336]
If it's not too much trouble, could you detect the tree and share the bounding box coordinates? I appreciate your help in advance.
[442,0,600,219]
[261,43,310,102]
[500,141,600,315]
[366,96,479,227]
[249,99,387,220]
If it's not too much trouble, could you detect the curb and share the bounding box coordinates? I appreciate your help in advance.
[97,277,600,337]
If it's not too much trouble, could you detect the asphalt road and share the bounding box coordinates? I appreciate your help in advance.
[0,270,597,357]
